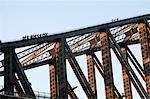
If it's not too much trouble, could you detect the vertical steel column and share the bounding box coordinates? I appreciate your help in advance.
[3,47,15,95]
[93,53,122,98]
[65,42,95,98]
[49,64,57,98]
[138,20,150,95]
[121,45,132,99]
[54,39,68,98]
[100,31,115,99]
[108,29,148,98]
[86,51,97,98]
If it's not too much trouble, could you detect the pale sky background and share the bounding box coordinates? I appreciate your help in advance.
[0,0,150,99]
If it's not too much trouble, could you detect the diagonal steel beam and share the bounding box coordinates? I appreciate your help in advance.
[107,28,149,98]
[138,20,150,96]
[126,47,145,80]
[65,42,95,98]
[111,39,146,99]
[13,76,25,96]
[0,62,26,97]
[13,51,35,98]
[93,53,122,98]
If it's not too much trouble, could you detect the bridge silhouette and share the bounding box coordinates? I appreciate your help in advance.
[0,14,150,99]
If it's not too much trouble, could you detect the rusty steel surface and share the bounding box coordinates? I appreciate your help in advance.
[0,14,150,99]
[121,46,133,99]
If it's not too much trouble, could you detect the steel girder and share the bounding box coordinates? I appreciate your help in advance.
[0,14,150,99]
[138,20,150,96]
[2,47,36,98]
[52,40,68,98]
[65,42,95,98]
[107,29,149,98]
[93,53,122,98]
[121,45,133,99]
[0,14,149,49]
[126,47,145,80]
[49,64,57,98]
[100,31,115,99]
[86,51,97,98]
[3,47,15,95]
[13,52,35,98]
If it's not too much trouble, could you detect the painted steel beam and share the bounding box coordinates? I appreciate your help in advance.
[126,47,145,80]
[138,20,150,96]
[0,40,140,75]
[49,64,57,98]
[100,31,115,99]
[86,51,97,98]
[93,53,122,98]
[23,58,53,70]
[93,53,104,76]
[2,47,35,98]
[108,29,148,98]
[111,42,147,98]
[3,47,15,95]
[121,45,133,99]
[54,40,68,98]
[21,43,52,65]
[111,39,146,98]
[13,52,35,98]
[0,14,149,48]
[0,14,150,99]
[65,42,95,98]
[0,57,26,96]
[0,59,53,77]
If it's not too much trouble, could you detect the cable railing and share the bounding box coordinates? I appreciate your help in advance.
[0,85,50,99]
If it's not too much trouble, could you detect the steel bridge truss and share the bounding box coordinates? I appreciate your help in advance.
[0,14,150,99]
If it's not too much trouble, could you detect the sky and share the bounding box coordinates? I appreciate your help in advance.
[0,0,150,99]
